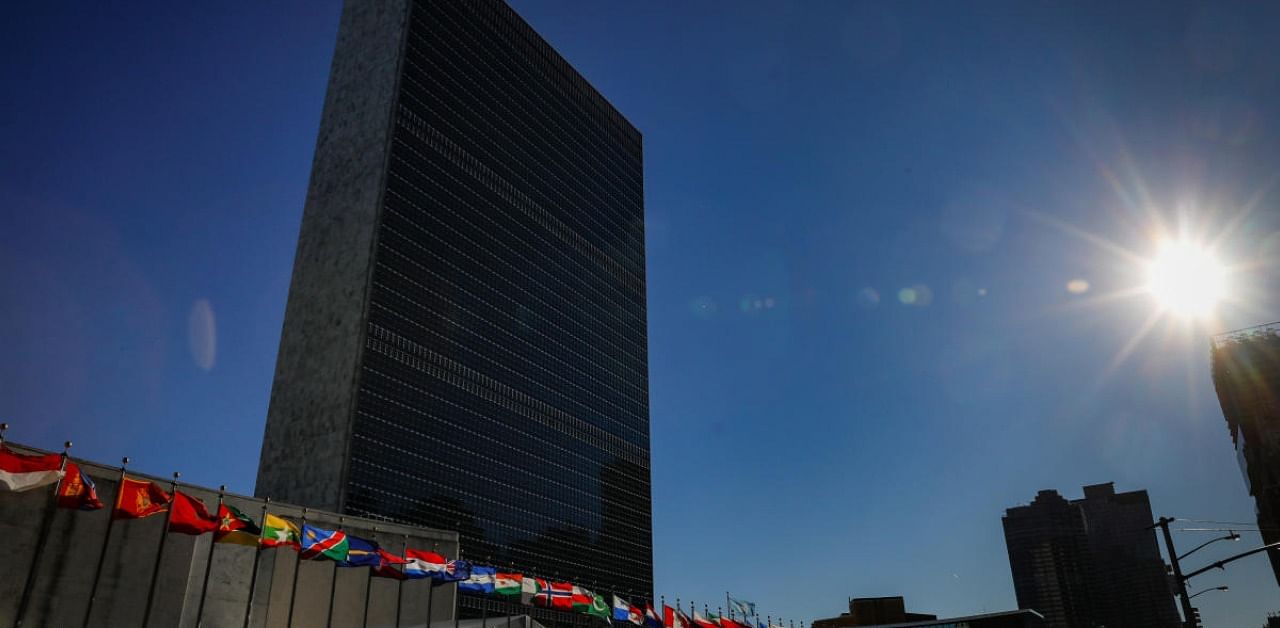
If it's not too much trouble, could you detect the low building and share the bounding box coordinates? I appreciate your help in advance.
[811,597,1042,628]
[0,441,459,628]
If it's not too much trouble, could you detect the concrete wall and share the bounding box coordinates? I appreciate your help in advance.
[255,0,411,511]
[0,444,458,628]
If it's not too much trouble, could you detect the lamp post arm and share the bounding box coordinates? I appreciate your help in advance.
[1177,534,1239,562]
[1182,541,1280,581]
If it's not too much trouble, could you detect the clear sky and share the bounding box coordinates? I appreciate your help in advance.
[2,1,1279,626]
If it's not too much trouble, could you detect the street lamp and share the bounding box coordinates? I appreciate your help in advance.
[1188,586,1227,600]
[1178,532,1241,562]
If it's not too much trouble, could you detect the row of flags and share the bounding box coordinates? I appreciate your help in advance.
[2,444,772,627]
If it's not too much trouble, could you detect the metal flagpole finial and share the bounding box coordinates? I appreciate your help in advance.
[64,440,73,451]
[122,457,130,466]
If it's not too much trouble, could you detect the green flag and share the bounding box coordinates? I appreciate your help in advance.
[588,593,610,619]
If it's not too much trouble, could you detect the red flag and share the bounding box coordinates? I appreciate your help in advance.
[371,549,409,579]
[169,490,218,535]
[550,582,575,610]
[666,606,691,628]
[113,477,171,519]
[0,446,63,492]
[56,462,104,510]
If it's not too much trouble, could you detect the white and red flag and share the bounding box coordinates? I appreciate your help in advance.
[0,446,64,492]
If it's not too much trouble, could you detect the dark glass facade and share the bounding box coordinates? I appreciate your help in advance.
[1210,322,1280,586]
[258,0,651,602]
[349,0,651,597]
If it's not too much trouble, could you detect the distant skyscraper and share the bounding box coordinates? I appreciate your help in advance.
[1002,484,1180,628]
[1211,321,1280,586]
[255,0,652,603]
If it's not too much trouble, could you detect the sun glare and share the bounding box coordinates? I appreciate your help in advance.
[1145,240,1226,318]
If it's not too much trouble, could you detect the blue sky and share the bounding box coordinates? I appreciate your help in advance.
[3,1,1279,625]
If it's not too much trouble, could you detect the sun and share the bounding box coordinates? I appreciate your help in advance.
[1144,239,1226,318]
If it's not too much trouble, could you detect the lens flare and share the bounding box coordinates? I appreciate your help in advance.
[1144,240,1226,318]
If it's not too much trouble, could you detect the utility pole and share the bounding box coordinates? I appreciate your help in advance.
[1152,517,1198,628]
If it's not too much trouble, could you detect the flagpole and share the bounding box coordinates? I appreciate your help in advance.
[286,507,308,628]
[394,534,407,628]
[243,497,270,628]
[13,440,71,628]
[726,593,731,622]
[424,541,439,628]
[361,525,378,628]
[141,471,181,628]
[0,422,7,445]
[453,547,463,628]
[325,516,345,628]
[479,557,491,628]
[195,484,227,628]
[82,457,129,628]
[505,562,514,628]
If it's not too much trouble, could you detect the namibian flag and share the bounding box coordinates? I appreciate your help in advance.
[301,524,349,561]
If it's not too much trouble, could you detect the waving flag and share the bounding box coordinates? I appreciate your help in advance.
[56,463,103,510]
[571,587,594,613]
[459,565,496,594]
[665,605,691,628]
[340,535,382,567]
[728,596,756,621]
[300,524,350,561]
[404,549,469,583]
[693,611,720,628]
[215,504,261,546]
[494,573,522,597]
[614,595,642,623]
[0,447,63,492]
[588,593,611,619]
[548,582,574,610]
[114,478,170,519]
[169,490,219,535]
[645,604,664,628]
[524,577,548,605]
[261,514,301,548]
[371,549,409,579]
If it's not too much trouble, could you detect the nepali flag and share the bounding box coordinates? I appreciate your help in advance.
[645,604,665,628]
[403,549,470,583]
[0,447,63,492]
[56,463,103,510]
[300,524,350,561]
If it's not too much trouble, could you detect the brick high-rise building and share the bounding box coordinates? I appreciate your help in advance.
[255,0,653,607]
[1002,484,1180,628]
[1211,321,1280,586]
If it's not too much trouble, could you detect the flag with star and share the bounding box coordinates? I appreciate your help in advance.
[214,503,262,546]
[260,513,301,549]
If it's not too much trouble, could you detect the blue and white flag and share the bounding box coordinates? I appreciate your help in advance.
[613,595,633,622]
[459,565,496,594]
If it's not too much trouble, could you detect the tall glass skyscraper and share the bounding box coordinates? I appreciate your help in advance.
[255,0,652,602]
[1211,322,1280,587]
